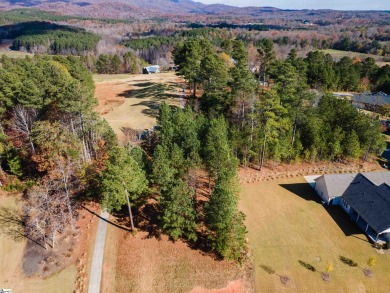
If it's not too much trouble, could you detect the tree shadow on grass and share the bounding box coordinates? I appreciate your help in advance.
[0,206,44,248]
[119,83,178,101]
[0,206,25,242]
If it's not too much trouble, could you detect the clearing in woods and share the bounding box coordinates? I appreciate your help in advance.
[321,49,390,67]
[239,177,390,293]
[94,72,184,142]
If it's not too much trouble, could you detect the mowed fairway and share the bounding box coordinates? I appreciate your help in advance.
[0,193,77,293]
[239,178,390,293]
[94,72,183,141]
[321,49,390,67]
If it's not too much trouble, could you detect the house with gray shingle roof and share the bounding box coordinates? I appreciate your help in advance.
[313,172,390,243]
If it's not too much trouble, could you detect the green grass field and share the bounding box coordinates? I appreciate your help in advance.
[321,49,390,67]
[0,51,34,58]
[239,178,390,292]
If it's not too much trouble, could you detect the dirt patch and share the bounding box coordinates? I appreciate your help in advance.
[239,160,382,184]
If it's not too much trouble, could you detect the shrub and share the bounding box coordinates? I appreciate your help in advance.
[339,256,358,267]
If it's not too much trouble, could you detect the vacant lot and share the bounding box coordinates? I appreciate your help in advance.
[0,192,77,293]
[239,178,390,293]
[101,219,250,293]
[94,72,184,142]
[321,49,390,67]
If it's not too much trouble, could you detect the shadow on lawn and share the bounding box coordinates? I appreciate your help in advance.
[280,183,322,203]
[279,183,369,239]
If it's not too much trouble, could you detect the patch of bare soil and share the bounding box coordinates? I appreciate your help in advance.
[239,160,382,184]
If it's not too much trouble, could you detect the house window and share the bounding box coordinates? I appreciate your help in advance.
[342,198,349,209]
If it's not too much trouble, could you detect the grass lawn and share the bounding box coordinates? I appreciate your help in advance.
[94,72,183,142]
[0,193,77,293]
[321,49,390,67]
[239,178,390,293]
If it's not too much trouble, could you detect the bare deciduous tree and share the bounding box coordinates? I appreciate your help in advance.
[11,104,37,153]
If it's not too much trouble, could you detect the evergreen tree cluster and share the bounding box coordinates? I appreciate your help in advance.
[148,104,247,261]
[172,38,385,168]
[2,21,100,55]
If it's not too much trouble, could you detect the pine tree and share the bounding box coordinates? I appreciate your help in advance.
[100,147,148,230]
[205,172,246,261]
[160,179,197,241]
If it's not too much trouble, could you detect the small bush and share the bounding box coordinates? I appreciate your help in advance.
[339,256,358,267]
[260,264,275,274]
[367,256,376,267]
[299,260,316,272]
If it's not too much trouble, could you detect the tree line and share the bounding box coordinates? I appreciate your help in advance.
[0,55,117,249]
[173,38,386,169]
[0,22,100,55]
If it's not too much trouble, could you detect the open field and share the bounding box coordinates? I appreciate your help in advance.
[0,50,33,58]
[94,72,184,142]
[321,49,390,67]
[101,217,249,293]
[0,192,77,293]
[239,178,390,292]
[0,40,33,58]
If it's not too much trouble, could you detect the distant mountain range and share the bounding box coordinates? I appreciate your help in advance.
[0,0,283,18]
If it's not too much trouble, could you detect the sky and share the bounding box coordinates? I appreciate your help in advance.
[195,0,390,10]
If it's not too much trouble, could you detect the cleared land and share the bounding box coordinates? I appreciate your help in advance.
[101,216,249,293]
[94,72,184,142]
[239,178,390,292]
[321,49,390,67]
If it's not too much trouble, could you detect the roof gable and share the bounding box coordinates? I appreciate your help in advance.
[342,174,390,234]
[314,172,390,198]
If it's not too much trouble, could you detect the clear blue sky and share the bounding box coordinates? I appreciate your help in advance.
[195,0,390,10]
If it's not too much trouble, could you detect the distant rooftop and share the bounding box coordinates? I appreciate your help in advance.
[352,92,390,106]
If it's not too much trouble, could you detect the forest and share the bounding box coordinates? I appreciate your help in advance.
[1,22,100,55]
[172,39,386,167]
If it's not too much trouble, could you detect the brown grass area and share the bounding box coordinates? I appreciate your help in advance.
[104,226,248,293]
[239,159,383,184]
[0,192,100,293]
[94,72,184,142]
[239,178,390,293]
